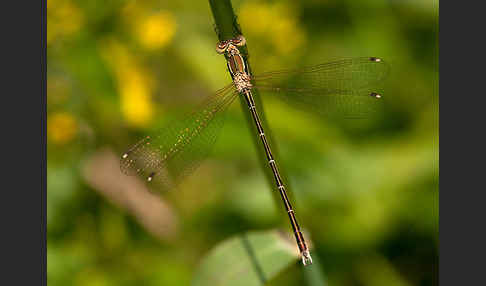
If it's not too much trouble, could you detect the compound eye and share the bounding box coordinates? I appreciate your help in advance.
[216,41,228,54]
[232,35,246,47]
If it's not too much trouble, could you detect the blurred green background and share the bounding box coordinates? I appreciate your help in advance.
[47,0,438,285]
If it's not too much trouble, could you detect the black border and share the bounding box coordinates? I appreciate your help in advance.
[440,0,486,285]
[42,0,47,284]
[3,0,46,284]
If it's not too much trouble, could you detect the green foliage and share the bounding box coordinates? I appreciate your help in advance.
[193,230,298,286]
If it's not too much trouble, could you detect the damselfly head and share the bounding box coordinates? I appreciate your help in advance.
[369,57,382,62]
[216,36,246,54]
[231,35,246,47]
[216,40,229,54]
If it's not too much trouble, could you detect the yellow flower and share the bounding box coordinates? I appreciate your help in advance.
[271,19,305,55]
[47,0,83,45]
[119,71,154,127]
[239,2,306,55]
[136,11,176,50]
[48,112,78,144]
[100,39,155,127]
[239,2,273,34]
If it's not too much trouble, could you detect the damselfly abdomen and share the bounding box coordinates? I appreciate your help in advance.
[121,35,389,265]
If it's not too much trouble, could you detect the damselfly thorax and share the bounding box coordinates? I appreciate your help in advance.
[216,35,253,93]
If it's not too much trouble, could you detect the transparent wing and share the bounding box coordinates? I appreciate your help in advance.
[120,84,238,190]
[252,57,390,118]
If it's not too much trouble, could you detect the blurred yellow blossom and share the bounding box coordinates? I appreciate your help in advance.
[47,0,83,45]
[119,71,154,127]
[136,11,176,50]
[100,39,154,127]
[240,2,274,33]
[271,18,305,54]
[48,112,78,144]
[239,2,306,55]
[121,0,145,22]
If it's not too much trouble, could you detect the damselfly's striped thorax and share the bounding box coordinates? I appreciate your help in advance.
[216,35,253,93]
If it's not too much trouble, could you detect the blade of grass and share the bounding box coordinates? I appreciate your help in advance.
[208,0,292,228]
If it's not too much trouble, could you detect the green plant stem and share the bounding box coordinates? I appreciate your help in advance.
[208,0,294,219]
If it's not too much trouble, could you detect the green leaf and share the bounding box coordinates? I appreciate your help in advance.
[192,230,299,286]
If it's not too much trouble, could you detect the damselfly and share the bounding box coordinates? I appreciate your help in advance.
[121,35,390,266]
